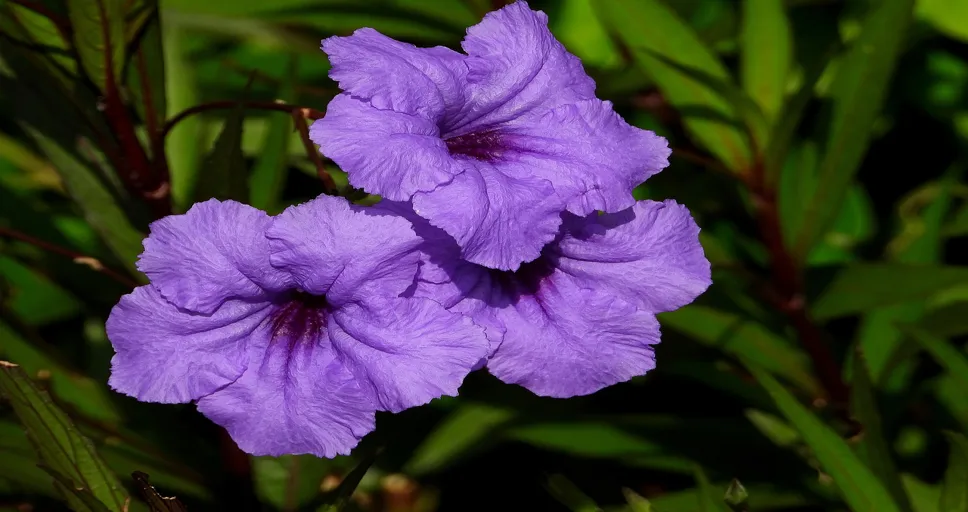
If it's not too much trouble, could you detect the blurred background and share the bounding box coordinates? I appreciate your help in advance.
[2,0,968,510]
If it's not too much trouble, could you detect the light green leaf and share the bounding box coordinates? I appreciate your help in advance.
[902,473,941,512]
[740,0,792,123]
[940,432,968,512]
[0,361,128,511]
[745,361,901,512]
[597,0,752,172]
[811,264,968,320]
[850,348,915,512]
[917,0,968,42]
[794,0,914,259]
[249,56,297,213]
[161,16,202,211]
[660,306,819,394]
[0,256,80,325]
[67,0,125,92]
[405,403,516,476]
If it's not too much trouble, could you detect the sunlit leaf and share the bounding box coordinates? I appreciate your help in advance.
[740,0,792,123]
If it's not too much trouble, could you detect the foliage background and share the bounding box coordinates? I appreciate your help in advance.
[2,0,968,510]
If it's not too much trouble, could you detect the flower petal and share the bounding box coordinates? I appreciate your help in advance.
[329,296,488,412]
[484,273,661,398]
[267,195,423,305]
[553,200,711,313]
[137,199,291,315]
[322,28,467,118]
[512,99,671,215]
[448,1,595,132]
[196,340,374,458]
[310,95,458,201]
[412,165,562,270]
[106,285,272,403]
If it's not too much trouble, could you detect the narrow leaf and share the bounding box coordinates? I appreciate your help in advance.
[132,471,188,512]
[623,488,654,512]
[545,474,602,512]
[249,56,297,212]
[43,466,114,512]
[162,19,202,210]
[126,1,167,142]
[0,361,128,512]
[67,0,125,92]
[940,432,968,512]
[811,263,968,320]
[794,0,914,258]
[405,403,516,476]
[740,0,793,123]
[597,0,752,172]
[744,361,902,512]
[900,326,968,390]
[194,77,253,202]
[850,348,915,512]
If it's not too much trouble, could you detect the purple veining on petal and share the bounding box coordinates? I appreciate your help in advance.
[268,291,330,357]
[488,255,555,297]
[443,129,507,161]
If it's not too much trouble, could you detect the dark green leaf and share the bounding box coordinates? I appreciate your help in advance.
[793,0,914,259]
[744,361,901,512]
[850,348,915,512]
[900,326,968,391]
[132,471,189,512]
[811,264,968,320]
[249,55,297,213]
[740,0,792,123]
[545,474,602,512]
[0,361,128,511]
[597,0,752,172]
[405,403,516,476]
[252,455,336,511]
[125,1,167,142]
[0,256,80,325]
[194,77,253,202]
[67,0,126,92]
[693,466,730,512]
[941,432,968,511]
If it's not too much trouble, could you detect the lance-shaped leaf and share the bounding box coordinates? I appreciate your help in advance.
[793,0,914,259]
[740,0,792,124]
[194,77,253,202]
[68,0,125,93]
[0,361,128,512]
[126,1,166,142]
[597,0,752,172]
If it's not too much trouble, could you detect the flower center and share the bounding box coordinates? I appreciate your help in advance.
[444,129,506,162]
[269,291,329,348]
[489,256,555,296]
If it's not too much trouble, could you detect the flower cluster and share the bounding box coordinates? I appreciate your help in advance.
[106,1,711,458]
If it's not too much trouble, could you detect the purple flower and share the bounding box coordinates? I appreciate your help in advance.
[106,196,488,457]
[386,199,711,398]
[311,1,670,271]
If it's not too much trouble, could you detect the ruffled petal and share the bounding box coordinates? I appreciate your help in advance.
[267,195,423,305]
[310,95,459,201]
[510,99,671,215]
[448,1,596,132]
[322,28,467,119]
[412,165,562,270]
[106,285,272,403]
[483,273,661,397]
[553,200,711,313]
[196,340,374,458]
[137,199,291,315]
[329,296,488,412]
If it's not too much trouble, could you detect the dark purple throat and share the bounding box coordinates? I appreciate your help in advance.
[444,129,506,162]
[269,291,329,348]
[489,255,555,297]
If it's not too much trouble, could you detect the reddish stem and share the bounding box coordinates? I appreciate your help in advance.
[0,226,138,288]
[291,108,338,193]
[161,101,324,140]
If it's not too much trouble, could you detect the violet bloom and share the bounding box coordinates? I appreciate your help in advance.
[312,1,670,271]
[106,196,487,457]
[388,200,711,397]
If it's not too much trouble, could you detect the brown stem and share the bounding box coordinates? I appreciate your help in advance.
[291,108,338,193]
[747,159,849,411]
[161,101,324,140]
[0,226,139,288]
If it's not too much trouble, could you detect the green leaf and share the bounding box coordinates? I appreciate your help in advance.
[622,488,654,512]
[252,455,336,511]
[249,55,297,213]
[545,474,603,512]
[0,256,81,325]
[43,466,114,512]
[917,0,968,42]
[900,326,968,390]
[0,421,58,496]
[793,0,914,259]
[850,348,915,512]
[161,18,202,211]
[405,402,516,476]
[940,432,968,512]
[194,77,253,203]
[740,0,792,123]
[660,306,819,394]
[744,361,901,512]
[723,479,749,512]
[811,264,968,320]
[131,471,189,512]
[126,1,167,142]
[67,0,126,92]
[597,0,752,172]
[902,473,941,512]
[0,361,128,511]
[693,466,729,512]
